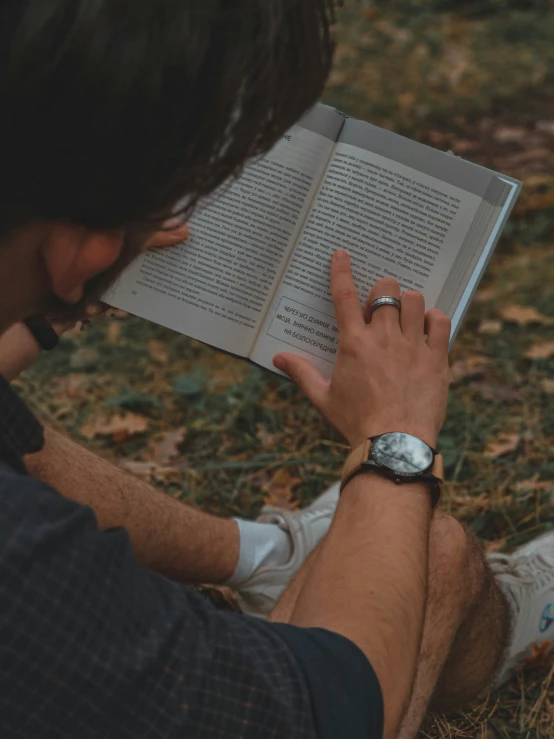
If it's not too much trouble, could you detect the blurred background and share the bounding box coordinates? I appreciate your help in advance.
[17,1,554,735]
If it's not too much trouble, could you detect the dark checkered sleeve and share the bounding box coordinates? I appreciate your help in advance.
[0,464,318,739]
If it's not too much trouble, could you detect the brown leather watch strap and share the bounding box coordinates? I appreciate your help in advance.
[340,439,372,492]
[431,454,444,483]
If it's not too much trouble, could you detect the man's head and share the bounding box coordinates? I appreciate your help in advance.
[0,0,335,331]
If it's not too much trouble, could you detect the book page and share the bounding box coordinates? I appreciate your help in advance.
[251,118,500,377]
[104,105,343,357]
[447,175,520,342]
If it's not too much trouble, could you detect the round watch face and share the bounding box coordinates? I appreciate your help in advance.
[372,433,433,476]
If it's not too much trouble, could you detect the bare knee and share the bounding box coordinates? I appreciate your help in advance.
[427,513,509,713]
[429,512,486,613]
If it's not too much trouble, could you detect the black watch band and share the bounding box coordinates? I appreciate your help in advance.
[356,465,442,510]
[23,315,59,351]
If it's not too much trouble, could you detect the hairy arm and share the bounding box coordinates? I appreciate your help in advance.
[285,477,430,739]
[271,252,451,739]
[25,426,239,584]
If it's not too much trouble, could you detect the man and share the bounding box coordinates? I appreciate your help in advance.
[0,2,551,738]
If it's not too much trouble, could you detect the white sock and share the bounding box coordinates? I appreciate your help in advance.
[226,519,293,587]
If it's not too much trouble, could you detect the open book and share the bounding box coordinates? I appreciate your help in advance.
[104,104,521,379]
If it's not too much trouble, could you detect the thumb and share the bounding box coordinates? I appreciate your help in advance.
[146,222,189,248]
[273,353,329,409]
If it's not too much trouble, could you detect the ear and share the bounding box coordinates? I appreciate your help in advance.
[41,223,124,304]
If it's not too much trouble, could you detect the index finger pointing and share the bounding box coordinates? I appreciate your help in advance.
[330,250,365,335]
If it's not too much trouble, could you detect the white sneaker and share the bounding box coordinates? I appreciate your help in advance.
[488,531,554,686]
[235,483,340,617]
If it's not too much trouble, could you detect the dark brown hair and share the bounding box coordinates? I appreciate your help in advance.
[0,0,336,236]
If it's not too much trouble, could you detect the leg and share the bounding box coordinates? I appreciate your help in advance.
[271,511,511,738]
[398,512,510,737]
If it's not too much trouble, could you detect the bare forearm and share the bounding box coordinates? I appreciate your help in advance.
[283,474,431,739]
[25,426,239,584]
[0,324,41,381]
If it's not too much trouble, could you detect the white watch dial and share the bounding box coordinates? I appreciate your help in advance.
[372,433,433,476]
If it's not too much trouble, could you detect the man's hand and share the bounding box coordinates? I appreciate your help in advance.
[144,219,189,248]
[272,250,451,738]
[274,250,451,449]
[0,220,188,382]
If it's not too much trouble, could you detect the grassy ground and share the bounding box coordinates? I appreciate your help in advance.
[15,1,554,736]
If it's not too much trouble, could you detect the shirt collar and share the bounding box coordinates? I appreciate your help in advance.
[0,373,44,467]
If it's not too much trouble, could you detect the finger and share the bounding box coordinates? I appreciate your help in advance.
[273,353,329,410]
[330,251,364,337]
[50,319,78,335]
[400,290,426,341]
[363,277,401,332]
[146,221,189,248]
[84,303,106,318]
[425,308,451,352]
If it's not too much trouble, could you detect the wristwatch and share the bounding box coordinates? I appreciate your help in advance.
[340,432,444,509]
[23,315,59,351]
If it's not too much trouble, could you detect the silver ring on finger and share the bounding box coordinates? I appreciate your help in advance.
[369,296,401,318]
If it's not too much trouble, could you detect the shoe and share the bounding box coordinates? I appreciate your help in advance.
[488,531,554,686]
[235,482,340,617]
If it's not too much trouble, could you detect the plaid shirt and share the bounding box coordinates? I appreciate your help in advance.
[0,374,323,738]
[0,374,383,739]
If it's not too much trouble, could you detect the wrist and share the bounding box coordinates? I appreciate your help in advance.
[342,472,433,512]
[0,323,43,382]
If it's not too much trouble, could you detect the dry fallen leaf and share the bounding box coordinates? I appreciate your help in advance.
[198,585,241,613]
[148,339,169,363]
[499,148,554,168]
[81,413,149,442]
[256,424,276,449]
[397,91,416,110]
[427,130,449,146]
[525,341,554,360]
[541,378,554,394]
[484,538,507,554]
[443,42,470,87]
[106,321,121,344]
[53,406,72,420]
[478,319,502,335]
[536,121,554,135]
[523,641,553,671]
[151,428,186,465]
[473,286,498,304]
[450,355,489,383]
[70,347,100,370]
[493,126,528,144]
[55,373,88,399]
[514,478,554,493]
[326,70,347,87]
[501,305,554,326]
[451,139,478,155]
[471,382,522,403]
[482,725,500,739]
[484,433,520,458]
[262,468,301,511]
[119,460,157,475]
